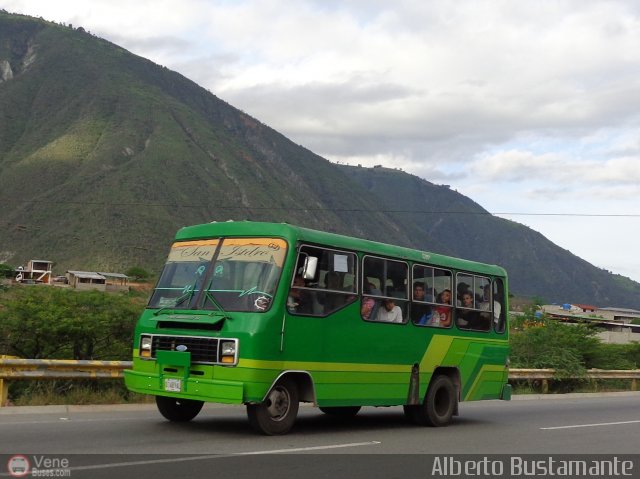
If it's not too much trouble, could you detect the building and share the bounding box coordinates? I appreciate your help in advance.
[15,260,53,284]
[541,303,640,344]
[66,271,130,292]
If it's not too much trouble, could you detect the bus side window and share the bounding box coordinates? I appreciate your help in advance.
[411,265,452,327]
[493,278,506,333]
[362,256,408,324]
[456,273,491,332]
[291,245,357,317]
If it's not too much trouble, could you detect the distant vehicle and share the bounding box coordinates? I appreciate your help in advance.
[53,275,68,283]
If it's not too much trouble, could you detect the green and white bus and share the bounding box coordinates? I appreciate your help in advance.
[124,221,510,435]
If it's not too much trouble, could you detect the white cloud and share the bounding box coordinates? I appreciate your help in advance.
[2,0,640,282]
[470,150,640,185]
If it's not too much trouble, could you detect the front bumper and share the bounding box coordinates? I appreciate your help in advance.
[124,368,244,403]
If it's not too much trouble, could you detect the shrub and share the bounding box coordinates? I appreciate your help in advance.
[0,263,14,278]
[0,286,144,359]
[510,316,601,378]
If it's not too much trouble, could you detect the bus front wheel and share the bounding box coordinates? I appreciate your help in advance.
[247,377,299,435]
[404,374,456,427]
[155,396,204,422]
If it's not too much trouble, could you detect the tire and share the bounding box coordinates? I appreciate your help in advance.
[155,396,204,422]
[247,377,299,435]
[405,375,456,427]
[319,406,361,417]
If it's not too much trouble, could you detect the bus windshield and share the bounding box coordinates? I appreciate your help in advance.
[149,238,287,312]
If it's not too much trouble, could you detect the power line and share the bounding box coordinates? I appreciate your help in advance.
[492,213,640,218]
[0,198,638,217]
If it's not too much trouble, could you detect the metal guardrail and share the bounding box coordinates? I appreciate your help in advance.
[0,357,131,406]
[509,368,640,393]
[0,359,638,406]
[509,368,640,380]
[0,358,131,379]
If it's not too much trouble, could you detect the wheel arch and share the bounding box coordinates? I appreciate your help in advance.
[262,370,316,405]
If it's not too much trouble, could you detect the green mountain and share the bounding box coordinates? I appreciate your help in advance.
[1,11,639,308]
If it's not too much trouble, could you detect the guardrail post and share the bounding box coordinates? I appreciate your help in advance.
[632,378,637,391]
[541,379,549,394]
[0,378,7,407]
[0,355,18,407]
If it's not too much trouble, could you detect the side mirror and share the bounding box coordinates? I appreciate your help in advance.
[302,256,318,280]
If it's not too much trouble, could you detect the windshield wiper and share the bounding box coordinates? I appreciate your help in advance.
[202,290,231,319]
[153,284,196,316]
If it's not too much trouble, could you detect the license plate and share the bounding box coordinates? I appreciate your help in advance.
[164,378,182,392]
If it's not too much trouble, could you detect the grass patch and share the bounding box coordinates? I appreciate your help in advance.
[510,379,637,395]
[8,380,153,406]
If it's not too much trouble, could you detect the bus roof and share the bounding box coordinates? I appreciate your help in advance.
[175,221,507,278]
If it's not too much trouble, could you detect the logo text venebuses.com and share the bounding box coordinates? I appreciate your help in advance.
[7,455,71,477]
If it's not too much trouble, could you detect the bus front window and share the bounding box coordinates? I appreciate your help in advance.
[149,240,219,309]
[202,238,287,312]
[149,238,288,313]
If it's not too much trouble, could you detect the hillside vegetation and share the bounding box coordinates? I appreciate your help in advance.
[1,11,639,307]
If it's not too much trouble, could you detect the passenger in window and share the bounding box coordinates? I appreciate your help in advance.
[458,290,491,330]
[413,281,433,302]
[412,281,433,325]
[361,282,379,320]
[433,289,452,327]
[479,284,502,329]
[437,289,452,305]
[456,290,476,327]
[458,290,473,308]
[376,298,403,323]
[456,282,471,304]
[479,284,492,313]
[361,296,376,320]
[287,276,312,314]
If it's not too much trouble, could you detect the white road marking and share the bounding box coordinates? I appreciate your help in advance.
[235,441,382,455]
[541,419,640,430]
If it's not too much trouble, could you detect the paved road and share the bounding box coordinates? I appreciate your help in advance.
[1,393,639,478]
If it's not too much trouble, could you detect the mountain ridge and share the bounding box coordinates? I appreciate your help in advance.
[1,11,639,308]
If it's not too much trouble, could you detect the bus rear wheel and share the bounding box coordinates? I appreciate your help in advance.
[319,406,361,417]
[155,396,204,422]
[247,377,299,435]
[405,374,456,427]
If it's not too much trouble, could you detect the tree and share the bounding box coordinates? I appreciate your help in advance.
[125,266,150,282]
[0,287,143,359]
[0,263,14,279]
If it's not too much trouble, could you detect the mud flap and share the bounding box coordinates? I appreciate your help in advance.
[407,364,420,405]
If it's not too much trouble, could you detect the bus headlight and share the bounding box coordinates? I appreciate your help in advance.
[140,335,152,358]
[220,341,237,364]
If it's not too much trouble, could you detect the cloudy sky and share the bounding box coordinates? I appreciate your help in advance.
[4,0,640,283]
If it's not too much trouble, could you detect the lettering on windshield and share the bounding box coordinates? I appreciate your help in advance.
[180,246,214,260]
[218,240,286,267]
